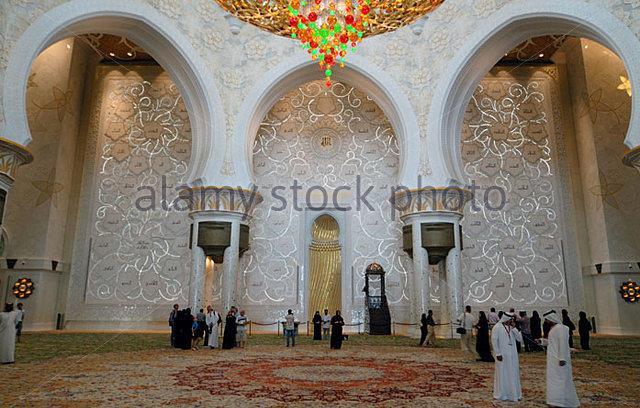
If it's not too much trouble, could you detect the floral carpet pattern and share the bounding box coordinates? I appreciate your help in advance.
[1,344,638,407]
[173,356,486,403]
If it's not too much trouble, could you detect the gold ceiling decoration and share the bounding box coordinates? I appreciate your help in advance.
[214,0,445,38]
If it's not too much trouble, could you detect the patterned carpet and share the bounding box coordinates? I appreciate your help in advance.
[0,344,637,407]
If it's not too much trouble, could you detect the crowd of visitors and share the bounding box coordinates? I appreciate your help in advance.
[168,305,349,350]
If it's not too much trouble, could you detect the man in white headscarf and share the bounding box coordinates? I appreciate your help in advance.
[205,306,221,349]
[491,313,523,402]
[544,311,580,407]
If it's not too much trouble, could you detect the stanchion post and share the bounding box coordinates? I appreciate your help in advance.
[249,321,252,336]
[392,322,396,336]
[307,321,310,336]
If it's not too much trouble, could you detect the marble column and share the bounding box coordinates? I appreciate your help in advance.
[190,244,206,309]
[221,217,240,310]
[445,214,464,324]
[409,216,430,314]
[394,187,471,339]
[188,186,262,313]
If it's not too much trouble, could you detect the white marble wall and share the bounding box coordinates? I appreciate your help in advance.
[237,80,411,324]
[460,67,572,311]
[64,66,193,326]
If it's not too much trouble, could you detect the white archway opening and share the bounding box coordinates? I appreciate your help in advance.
[427,0,640,184]
[234,54,421,188]
[2,0,224,184]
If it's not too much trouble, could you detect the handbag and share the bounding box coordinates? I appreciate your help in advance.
[456,327,467,335]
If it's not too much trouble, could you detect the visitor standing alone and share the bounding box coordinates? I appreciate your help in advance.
[236,310,248,348]
[330,310,345,350]
[475,311,494,362]
[544,311,580,407]
[0,304,19,364]
[15,303,24,343]
[285,309,297,347]
[457,305,476,360]
[168,304,179,347]
[312,311,322,341]
[562,309,576,349]
[491,313,523,402]
[222,310,237,349]
[322,309,331,340]
[578,311,592,351]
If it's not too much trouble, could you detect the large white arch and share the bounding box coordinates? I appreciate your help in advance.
[234,53,421,187]
[427,0,640,185]
[1,0,225,184]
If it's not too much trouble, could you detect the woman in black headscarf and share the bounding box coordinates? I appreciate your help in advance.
[578,311,592,350]
[474,311,494,362]
[330,310,345,349]
[529,310,542,351]
[562,309,576,348]
[222,310,237,349]
[175,309,194,350]
[419,313,428,347]
[312,311,322,341]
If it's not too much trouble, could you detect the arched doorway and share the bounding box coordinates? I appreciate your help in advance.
[1,0,225,185]
[308,214,342,321]
[425,0,640,185]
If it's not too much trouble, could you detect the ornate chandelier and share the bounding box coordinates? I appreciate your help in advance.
[215,0,444,84]
[288,0,370,87]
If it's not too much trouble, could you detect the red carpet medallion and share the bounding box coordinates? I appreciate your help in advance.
[173,356,486,403]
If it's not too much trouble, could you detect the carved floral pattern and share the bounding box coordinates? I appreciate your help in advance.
[86,70,192,305]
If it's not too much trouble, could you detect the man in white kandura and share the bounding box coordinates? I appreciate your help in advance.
[543,311,580,407]
[491,313,523,402]
[0,303,19,364]
[206,306,221,349]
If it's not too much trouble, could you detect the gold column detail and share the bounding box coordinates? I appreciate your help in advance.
[393,187,473,219]
[0,137,33,187]
[188,186,263,218]
[308,214,341,321]
[623,146,640,171]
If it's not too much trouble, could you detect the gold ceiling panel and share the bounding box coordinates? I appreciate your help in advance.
[214,0,445,38]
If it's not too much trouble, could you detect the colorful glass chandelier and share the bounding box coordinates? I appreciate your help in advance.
[214,1,445,82]
[287,0,371,87]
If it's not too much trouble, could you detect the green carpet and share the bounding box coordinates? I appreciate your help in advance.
[15,332,640,367]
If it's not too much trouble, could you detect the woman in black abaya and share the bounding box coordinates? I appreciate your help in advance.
[330,310,345,349]
[474,311,494,362]
[222,310,237,349]
[312,311,322,341]
[530,310,543,351]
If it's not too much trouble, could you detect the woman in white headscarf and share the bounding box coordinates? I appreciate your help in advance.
[544,311,580,407]
[491,313,523,402]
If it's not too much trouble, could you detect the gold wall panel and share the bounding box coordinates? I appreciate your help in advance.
[308,214,341,320]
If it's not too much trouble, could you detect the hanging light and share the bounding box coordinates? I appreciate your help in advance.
[288,0,371,87]
[215,1,444,83]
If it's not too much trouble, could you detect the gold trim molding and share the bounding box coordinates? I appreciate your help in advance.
[188,186,263,217]
[0,137,33,183]
[214,0,445,38]
[394,187,473,218]
[623,146,640,170]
